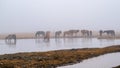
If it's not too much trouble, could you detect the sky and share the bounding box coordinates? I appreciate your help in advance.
[0,0,120,33]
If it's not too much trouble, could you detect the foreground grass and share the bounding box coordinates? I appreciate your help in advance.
[0,45,120,68]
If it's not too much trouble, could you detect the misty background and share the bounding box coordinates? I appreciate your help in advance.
[0,0,120,33]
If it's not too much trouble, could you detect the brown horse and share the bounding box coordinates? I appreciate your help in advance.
[64,30,79,38]
[69,30,79,36]
[44,31,51,41]
[64,31,71,38]
[81,30,89,37]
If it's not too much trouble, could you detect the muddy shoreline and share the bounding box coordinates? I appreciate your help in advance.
[113,65,120,68]
[0,45,120,68]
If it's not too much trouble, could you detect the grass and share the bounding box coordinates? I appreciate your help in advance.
[0,45,120,68]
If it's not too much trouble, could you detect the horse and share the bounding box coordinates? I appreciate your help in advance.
[64,30,79,38]
[99,30,115,37]
[104,30,115,36]
[69,30,79,36]
[35,31,45,39]
[44,31,51,42]
[55,31,62,38]
[5,34,16,45]
[99,30,103,36]
[64,31,71,38]
[81,30,89,37]
[89,30,92,37]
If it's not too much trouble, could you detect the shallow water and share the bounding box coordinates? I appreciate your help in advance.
[0,38,120,68]
[58,53,120,68]
[0,38,120,54]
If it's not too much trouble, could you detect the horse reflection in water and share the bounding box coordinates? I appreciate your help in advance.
[35,31,51,43]
[5,34,16,45]
[99,30,115,37]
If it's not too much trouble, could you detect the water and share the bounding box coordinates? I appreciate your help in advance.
[0,38,120,68]
[58,53,120,68]
[0,38,120,55]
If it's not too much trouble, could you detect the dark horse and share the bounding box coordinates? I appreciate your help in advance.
[89,30,92,37]
[35,31,45,39]
[99,30,103,36]
[5,34,16,45]
[99,30,115,37]
[55,31,62,38]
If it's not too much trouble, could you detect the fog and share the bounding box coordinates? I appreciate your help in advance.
[0,0,120,33]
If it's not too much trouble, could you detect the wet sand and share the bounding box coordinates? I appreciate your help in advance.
[0,45,120,68]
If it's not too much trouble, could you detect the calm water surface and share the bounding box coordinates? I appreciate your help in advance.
[0,38,120,54]
[0,38,120,68]
[58,53,120,68]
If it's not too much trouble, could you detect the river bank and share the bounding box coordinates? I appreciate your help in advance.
[0,45,120,68]
[113,65,120,68]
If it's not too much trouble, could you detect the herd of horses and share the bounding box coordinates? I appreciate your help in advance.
[5,30,115,44]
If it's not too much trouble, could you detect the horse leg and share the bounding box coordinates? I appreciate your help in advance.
[64,33,66,38]
[87,32,89,37]
[13,38,16,44]
[82,32,84,37]
[112,32,115,37]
